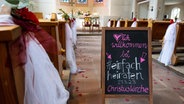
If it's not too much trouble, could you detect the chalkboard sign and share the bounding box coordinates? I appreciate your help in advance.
[101,27,152,103]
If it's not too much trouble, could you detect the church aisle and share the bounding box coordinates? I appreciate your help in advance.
[68,36,102,104]
[68,35,184,104]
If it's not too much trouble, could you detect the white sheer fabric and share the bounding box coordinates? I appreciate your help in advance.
[0,15,69,104]
[65,23,78,74]
[116,20,120,27]
[107,20,111,27]
[71,20,77,46]
[131,21,137,27]
[24,34,69,104]
[0,14,14,25]
[158,23,177,66]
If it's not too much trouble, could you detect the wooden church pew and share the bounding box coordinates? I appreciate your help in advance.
[33,12,43,19]
[136,20,148,27]
[119,20,126,27]
[125,20,134,27]
[172,22,184,65]
[148,21,171,53]
[58,20,67,70]
[58,21,66,51]
[39,19,64,75]
[110,20,117,27]
[0,25,24,104]
[149,21,170,41]
[38,19,70,88]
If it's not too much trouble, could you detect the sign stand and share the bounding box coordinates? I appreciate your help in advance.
[101,27,152,104]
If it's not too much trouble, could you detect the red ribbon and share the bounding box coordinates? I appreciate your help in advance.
[10,7,58,68]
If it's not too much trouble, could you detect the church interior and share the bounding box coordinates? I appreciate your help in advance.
[0,0,184,104]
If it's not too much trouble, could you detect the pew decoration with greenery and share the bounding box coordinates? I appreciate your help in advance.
[59,9,70,21]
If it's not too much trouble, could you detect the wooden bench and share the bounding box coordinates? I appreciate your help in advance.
[39,19,63,75]
[119,20,148,27]
[39,19,70,87]
[33,12,43,19]
[58,20,67,70]
[0,25,24,104]
[58,21,66,51]
[110,20,117,27]
[172,22,184,65]
[119,20,126,27]
[149,21,170,41]
[148,21,171,53]
[136,20,148,27]
[125,20,134,27]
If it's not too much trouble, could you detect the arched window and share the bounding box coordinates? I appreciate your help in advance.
[170,7,180,21]
[77,0,87,4]
[95,0,103,3]
[61,0,70,2]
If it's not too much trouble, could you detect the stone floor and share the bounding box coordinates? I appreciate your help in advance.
[66,34,184,104]
[152,54,184,77]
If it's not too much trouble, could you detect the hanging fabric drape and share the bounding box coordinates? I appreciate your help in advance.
[158,23,177,66]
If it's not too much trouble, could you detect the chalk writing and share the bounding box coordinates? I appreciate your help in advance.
[120,50,130,58]
[140,52,147,63]
[111,41,147,48]
[106,52,112,59]
[117,79,136,85]
[104,29,150,95]
[107,85,149,93]
[106,57,144,81]
[113,33,130,42]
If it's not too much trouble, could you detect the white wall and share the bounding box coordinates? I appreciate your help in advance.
[109,0,133,19]
[148,0,158,20]
[156,0,165,20]
[1,0,57,17]
[138,2,149,19]
[31,0,57,18]
[147,0,166,20]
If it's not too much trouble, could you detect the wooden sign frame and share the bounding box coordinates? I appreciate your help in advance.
[101,27,152,104]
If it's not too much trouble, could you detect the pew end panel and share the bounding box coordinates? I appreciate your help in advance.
[151,21,170,41]
[125,20,134,27]
[58,21,66,50]
[120,20,125,27]
[149,21,170,53]
[33,12,43,19]
[58,21,67,69]
[39,20,64,76]
[110,20,117,27]
[172,22,184,65]
[39,19,70,87]
[0,25,24,104]
[136,20,148,27]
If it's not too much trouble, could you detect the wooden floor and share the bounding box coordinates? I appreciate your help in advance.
[67,35,184,104]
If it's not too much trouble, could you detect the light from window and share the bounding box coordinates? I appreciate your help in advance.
[61,0,70,3]
[77,0,87,4]
[95,0,103,3]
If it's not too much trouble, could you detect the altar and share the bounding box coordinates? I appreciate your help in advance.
[76,15,100,30]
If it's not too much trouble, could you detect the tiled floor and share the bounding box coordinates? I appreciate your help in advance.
[67,33,184,104]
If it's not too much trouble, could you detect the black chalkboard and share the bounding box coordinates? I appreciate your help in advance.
[102,27,152,96]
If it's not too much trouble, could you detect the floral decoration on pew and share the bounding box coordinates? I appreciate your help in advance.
[10,7,58,67]
[11,7,39,31]
[59,8,76,23]
[59,8,70,21]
